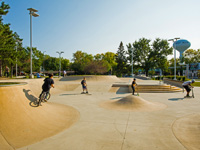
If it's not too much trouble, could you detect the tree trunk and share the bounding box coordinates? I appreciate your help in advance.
[145,68,149,77]
[0,59,2,77]
[11,64,13,78]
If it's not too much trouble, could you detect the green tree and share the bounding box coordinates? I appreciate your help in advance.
[0,1,20,77]
[84,60,108,75]
[116,41,127,76]
[0,23,15,76]
[0,1,10,20]
[132,38,152,76]
[71,51,93,74]
[61,58,70,71]
[152,38,173,74]
[183,49,200,64]
[44,57,59,71]
[102,52,117,75]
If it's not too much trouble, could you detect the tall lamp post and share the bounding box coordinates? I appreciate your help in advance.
[131,47,134,76]
[128,47,134,76]
[56,51,64,77]
[43,51,46,73]
[15,40,22,77]
[168,37,180,80]
[27,8,39,78]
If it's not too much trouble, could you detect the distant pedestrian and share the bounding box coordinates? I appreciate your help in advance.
[63,70,67,77]
[81,77,88,94]
[182,79,195,97]
[131,78,137,95]
[5,66,9,77]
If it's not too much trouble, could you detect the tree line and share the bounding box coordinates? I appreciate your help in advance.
[1,1,199,77]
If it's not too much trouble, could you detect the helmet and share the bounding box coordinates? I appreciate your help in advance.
[191,79,195,83]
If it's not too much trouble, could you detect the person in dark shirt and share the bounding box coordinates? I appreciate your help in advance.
[81,77,88,94]
[131,78,137,95]
[39,74,54,101]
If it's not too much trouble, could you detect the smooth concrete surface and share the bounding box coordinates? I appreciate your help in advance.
[0,76,200,150]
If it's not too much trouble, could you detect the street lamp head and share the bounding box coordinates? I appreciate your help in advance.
[168,39,174,42]
[57,51,64,54]
[27,8,38,12]
[32,12,39,17]
[174,37,180,40]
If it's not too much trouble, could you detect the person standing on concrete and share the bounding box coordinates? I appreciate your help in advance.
[81,77,88,94]
[131,78,137,95]
[63,70,67,77]
[182,79,195,97]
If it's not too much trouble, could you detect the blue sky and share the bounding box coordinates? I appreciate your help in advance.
[2,0,200,60]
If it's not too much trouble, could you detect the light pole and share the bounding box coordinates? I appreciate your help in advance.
[168,37,180,80]
[15,40,22,77]
[56,51,64,77]
[27,8,39,78]
[131,47,134,76]
[43,51,46,73]
[128,47,134,76]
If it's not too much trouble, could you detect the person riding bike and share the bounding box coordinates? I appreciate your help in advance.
[39,74,55,102]
[182,79,195,97]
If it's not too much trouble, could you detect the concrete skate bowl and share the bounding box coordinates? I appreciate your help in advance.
[100,95,167,112]
[0,82,80,150]
[60,75,121,82]
[172,114,200,150]
[24,78,80,96]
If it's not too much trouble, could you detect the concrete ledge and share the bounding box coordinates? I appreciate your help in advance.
[163,78,183,88]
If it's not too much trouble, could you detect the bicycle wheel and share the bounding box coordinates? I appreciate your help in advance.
[38,92,45,106]
[46,93,51,100]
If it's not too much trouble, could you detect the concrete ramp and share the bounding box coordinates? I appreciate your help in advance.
[60,75,121,82]
[100,95,166,112]
[173,114,200,150]
[0,83,79,149]
[21,78,80,96]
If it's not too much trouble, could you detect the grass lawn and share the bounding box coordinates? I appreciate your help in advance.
[193,82,200,87]
[0,82,19,85]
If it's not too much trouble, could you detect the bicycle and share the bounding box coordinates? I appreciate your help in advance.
[37,91,51,106]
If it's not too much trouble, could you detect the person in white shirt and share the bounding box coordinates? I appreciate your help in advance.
[182,79,195,97]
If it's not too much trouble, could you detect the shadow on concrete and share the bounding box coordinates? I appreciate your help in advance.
[168,98,184,101]
[60,93,81,96]
[110,97,124,100]
[23,89,38,107]
[116,87,129,94]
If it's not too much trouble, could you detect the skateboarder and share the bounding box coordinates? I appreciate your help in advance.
[182,79,195,97]
[81,77,88,94]
[131,78,137,95]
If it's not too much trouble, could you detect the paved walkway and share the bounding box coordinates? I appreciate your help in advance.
[0,77,200,150]
[19,78,200,150]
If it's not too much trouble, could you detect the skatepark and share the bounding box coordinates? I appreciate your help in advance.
[0,75,200,150]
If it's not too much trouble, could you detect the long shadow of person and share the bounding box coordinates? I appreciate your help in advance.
[23,89,38,107]
[168,98,184,101]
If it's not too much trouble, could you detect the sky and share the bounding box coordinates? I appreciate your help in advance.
[2,0,200,61]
